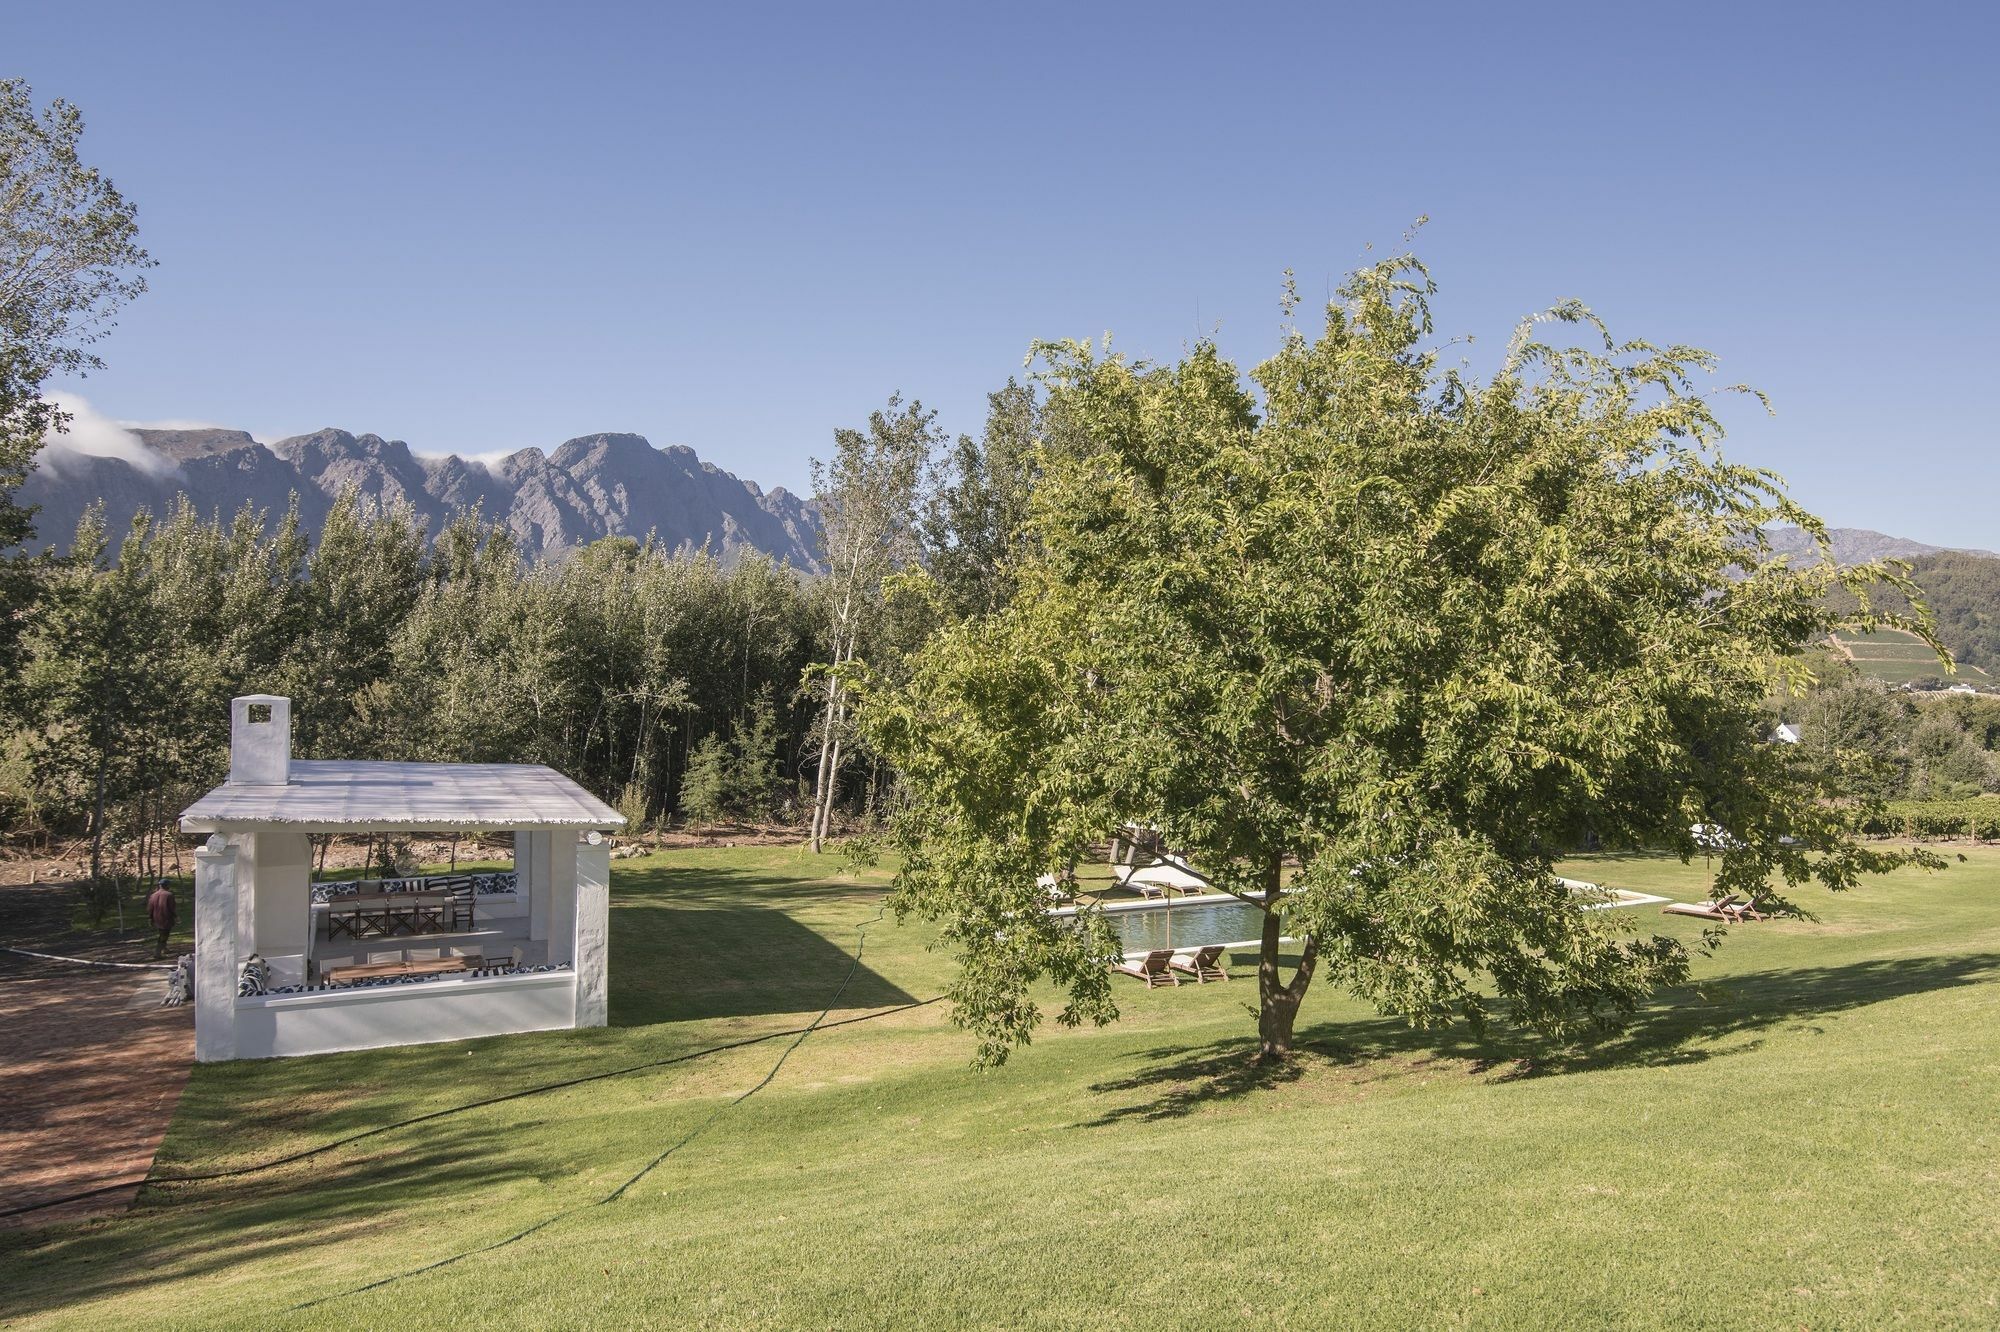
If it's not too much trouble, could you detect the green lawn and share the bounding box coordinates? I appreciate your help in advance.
[5,843,2000,1328]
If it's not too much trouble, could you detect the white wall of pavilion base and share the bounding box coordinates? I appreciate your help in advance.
[225,972,577,1060]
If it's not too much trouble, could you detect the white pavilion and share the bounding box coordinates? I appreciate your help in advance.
[177,695,624,1062]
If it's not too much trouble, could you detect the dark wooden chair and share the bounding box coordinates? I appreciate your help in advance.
[1169,945,1230,983]
[447,879,475,931]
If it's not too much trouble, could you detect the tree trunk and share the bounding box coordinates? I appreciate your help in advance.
[809,673,840,853]
[1254,854,1318,1062]
[821,685,850,843]
[90,744,115,931]
[810,536,867,853]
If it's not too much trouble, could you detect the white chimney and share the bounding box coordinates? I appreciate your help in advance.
[229,695,292,786]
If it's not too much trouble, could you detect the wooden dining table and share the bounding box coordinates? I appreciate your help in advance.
[323,953,483,985]
[324,890,455,940]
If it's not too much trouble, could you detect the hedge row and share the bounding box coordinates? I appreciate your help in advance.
[1860,799,2000,840]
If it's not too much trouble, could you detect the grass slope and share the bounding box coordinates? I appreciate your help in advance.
[5,845,1999,1328]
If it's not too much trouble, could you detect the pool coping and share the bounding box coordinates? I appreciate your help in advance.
[1048,891,1276,919]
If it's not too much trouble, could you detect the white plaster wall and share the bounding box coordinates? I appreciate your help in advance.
[251,830,312,956]
[574,839,610,1028]
[193,844,240,1063]
[478,891,527,921]
[231,833,256,946]
[547,838,578,966]
[231,973,577,1059]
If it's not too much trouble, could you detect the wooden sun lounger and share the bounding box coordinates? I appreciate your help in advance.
[1663,896,1769,923]
[1662,901,1731,921]
[1168,945,1229,983]
[1111,949,1178,988]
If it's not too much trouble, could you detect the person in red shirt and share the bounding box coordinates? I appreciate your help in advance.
[146,879,178,957]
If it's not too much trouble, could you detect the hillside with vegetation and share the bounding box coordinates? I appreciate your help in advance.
[1906,550,2000,674]
[1825,550,2000,682]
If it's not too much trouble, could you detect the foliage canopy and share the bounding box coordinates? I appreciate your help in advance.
[867,252,1942,1065]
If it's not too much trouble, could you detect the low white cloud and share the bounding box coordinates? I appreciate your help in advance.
[39,393,182,477]
[456,449,525,471]
[408,445,530,473]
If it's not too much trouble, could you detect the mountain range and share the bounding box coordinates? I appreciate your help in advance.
[1759,527,1999,566]
[21,426,825,569]
[19,425,1996,584]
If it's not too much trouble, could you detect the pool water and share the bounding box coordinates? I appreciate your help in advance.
[1107,900,1267,954]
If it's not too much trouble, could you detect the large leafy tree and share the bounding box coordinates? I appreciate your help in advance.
[866,254,1939,1065]
[0,79,152,702]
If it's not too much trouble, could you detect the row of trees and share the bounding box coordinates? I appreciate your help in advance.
[8,494,832,879]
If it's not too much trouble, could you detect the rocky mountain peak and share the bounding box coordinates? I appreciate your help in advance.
[22,425,824,571]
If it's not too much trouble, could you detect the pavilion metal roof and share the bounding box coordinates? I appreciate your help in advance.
[178,760,627,834]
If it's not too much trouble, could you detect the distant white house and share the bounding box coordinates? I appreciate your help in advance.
[177,695,623,1062]
[1772,722,1802,744]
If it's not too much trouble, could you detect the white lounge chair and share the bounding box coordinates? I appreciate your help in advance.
[1112,950,1178,988]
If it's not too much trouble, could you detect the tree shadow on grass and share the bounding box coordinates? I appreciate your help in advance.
[609,904,915,1026]
[0,1107,602,1323]
[1079,951,2000,1125]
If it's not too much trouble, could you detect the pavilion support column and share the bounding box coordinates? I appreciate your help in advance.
[232,833,257,952]
[573,836,610,1028]
[546,836,579,966]
[193,842,240,1063]
[518,830,550,945]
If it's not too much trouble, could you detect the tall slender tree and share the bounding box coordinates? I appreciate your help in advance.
[0,79,152,709]
[920,379,1043,619]
[22,507,171,922]
[806,395,936,851]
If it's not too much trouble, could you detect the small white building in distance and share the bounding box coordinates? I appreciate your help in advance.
[1772,723,1801,744]
[177,695,624,1062]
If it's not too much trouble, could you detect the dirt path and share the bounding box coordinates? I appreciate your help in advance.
[0,884,194,1230]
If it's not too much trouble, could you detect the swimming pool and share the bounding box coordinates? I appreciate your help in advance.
[1052,896,1272,955]
[1058,879,1661,957]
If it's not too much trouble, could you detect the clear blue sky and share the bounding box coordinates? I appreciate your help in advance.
[15,1,1998,544]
